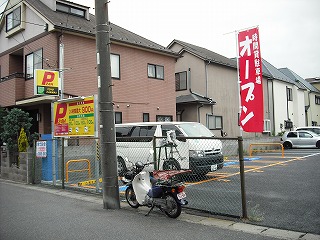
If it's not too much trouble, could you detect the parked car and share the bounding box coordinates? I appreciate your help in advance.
[281,130,320,149]
[115,122,224,176]
[295,126,320,135]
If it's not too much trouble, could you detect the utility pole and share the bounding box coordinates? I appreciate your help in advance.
[95,0,120,209]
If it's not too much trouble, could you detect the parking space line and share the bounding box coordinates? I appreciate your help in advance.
[188,154,320,186]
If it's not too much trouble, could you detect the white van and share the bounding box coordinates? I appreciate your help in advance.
[115,122,224,176]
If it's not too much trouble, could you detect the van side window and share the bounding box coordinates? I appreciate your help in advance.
[161,125,183,137]
[116,127,132,137]
[131,126,156,137]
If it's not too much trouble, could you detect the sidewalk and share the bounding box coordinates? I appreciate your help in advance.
[1,179,319,240]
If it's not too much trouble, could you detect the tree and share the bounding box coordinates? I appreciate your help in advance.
[0,108,33,152]
[0,106,8,146]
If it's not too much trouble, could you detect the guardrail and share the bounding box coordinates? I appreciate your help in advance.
[66,159,91,182]
[249,143,284,158]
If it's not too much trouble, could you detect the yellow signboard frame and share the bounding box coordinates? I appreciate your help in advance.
[34,69,59,95]
[53,96,95,137]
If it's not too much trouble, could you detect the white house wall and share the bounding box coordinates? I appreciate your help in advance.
[292,88,306,128]
[0,3,47,53]
[273,80,290,134]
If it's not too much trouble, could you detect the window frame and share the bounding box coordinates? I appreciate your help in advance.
[148,64,164,80]
[6,6,21,32]
[315,95,320,105]
[56,2,85,18]
[207,114,223,130]
[115,112,122,124]
[156,115,173,122]
[25,49,43,79]
[111,53,120,79]
[286,87,293,101]
[143,113,150,122]
[175,71,187,91]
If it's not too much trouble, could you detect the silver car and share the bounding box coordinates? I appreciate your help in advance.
[281,130,320,149]
[296,126,320,135]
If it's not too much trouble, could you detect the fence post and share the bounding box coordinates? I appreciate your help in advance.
[153,136,157,170]
[61,138,65,189]
[238,136,247,219]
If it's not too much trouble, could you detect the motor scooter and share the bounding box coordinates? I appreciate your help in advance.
[123,160,189,218]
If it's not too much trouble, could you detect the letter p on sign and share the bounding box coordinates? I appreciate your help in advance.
[42,71,55,85]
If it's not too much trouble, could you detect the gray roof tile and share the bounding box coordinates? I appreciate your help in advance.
[25,0,178,57]
[279,68,320,93]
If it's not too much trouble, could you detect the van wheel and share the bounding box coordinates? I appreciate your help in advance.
[117,156,127,177]
[163,158,181,170]
[316,141,320,149]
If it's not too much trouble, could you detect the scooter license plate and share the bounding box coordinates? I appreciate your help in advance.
[177,191,186,200]
[211,164,217,171]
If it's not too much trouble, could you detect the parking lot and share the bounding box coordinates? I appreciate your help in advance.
[182,148,320,234]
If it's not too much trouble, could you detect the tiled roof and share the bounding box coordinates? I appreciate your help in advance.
[279,68,320,93]
[261,59,306,90]
[168,40,237,68]
[25,0,178,57]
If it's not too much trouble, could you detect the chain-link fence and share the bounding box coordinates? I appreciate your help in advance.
[34,136,246,218]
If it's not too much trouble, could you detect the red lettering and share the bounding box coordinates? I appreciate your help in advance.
[54,103,67,124]
[42,71,55,85]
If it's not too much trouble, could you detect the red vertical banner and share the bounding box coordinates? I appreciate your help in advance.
[238,27,264,132]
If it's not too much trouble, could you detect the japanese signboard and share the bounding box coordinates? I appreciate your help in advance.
[237,27,264,132]
[34,69,59,95]
[36,141,47,158]
[53,96,95,137]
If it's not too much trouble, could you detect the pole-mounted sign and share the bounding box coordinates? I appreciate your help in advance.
[53,96,95,137]
[34,69,59,96]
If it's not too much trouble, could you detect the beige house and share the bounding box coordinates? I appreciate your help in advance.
[168,40,319,137]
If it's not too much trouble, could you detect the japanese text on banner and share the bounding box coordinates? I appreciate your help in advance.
[238,27,264,132]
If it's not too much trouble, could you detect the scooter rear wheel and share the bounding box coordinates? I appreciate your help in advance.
[125,186,140,208]
[163,194,181,218]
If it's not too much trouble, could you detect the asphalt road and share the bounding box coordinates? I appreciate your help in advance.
[0,181,282,240]
[245,149,320,235]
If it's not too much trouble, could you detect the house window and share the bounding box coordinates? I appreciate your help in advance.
[25,49,43,79]
[175,71,187,91]
[156,115,172,122]
[111,54,120,79]
[56,3,85,17]
[115,112,122,124]
[315,96,320,105]
[286,87,293,101]
[6,6,21,32]
[263,119,271,132]
[148,64,164,80]
[143,113,149,122]
[207,115,223,130]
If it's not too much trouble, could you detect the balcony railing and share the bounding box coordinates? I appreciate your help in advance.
[0,72,25,82]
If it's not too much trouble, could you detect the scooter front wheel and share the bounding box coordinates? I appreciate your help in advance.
[163,194,181,218]
[125,186,140,208]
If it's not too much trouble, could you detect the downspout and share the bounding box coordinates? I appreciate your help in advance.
[197,104,204,123]
[205,59,211,97]
[271,79,276,134]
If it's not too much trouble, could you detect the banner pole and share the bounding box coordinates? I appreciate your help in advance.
[235,30,243,137]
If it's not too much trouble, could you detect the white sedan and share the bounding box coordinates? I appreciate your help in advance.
[281,130,320,149]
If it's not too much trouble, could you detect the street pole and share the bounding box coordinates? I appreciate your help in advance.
[95,0,120,209]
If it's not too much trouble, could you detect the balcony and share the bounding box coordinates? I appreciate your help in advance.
[0,72,25,107]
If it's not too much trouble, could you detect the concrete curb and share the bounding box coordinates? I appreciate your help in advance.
[2,179,320,240]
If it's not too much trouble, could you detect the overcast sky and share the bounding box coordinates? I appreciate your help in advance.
[79,0,320,79]
[1,0,319,79]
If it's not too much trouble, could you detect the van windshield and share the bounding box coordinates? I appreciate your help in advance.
[177,123,214,137]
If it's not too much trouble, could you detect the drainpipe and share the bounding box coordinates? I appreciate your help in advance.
[197,104,204,123]
[205,59,211,97]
